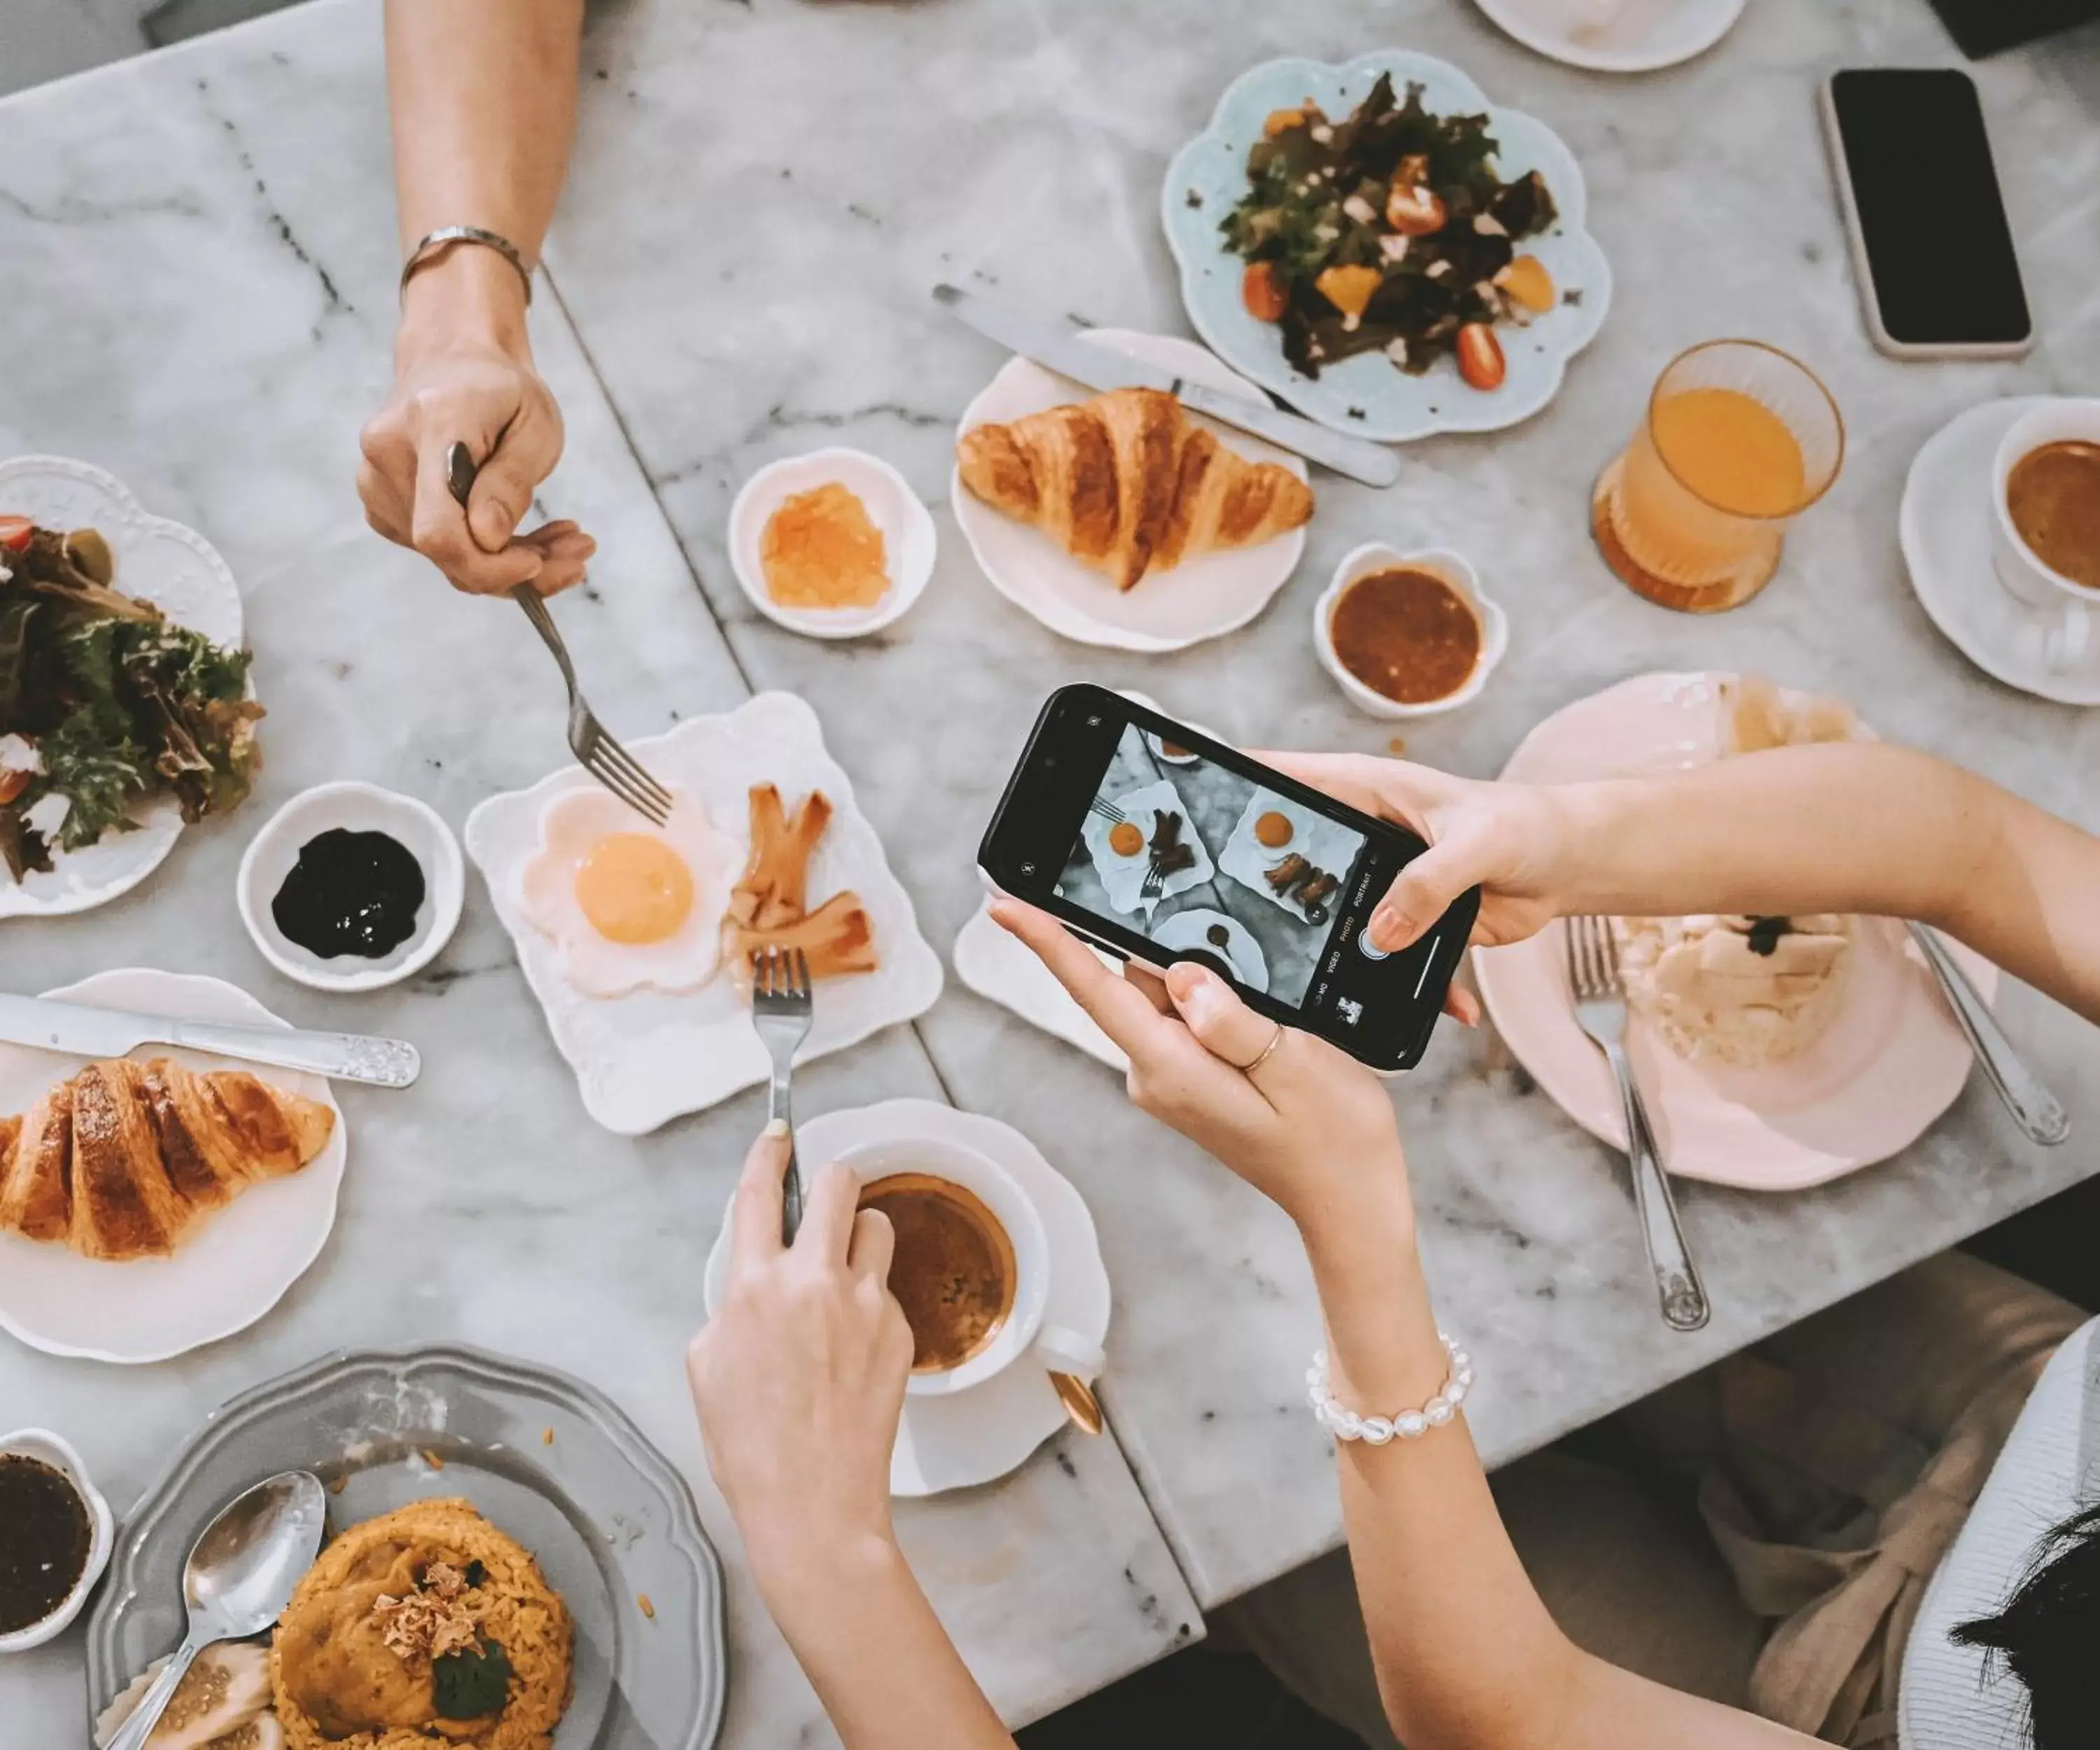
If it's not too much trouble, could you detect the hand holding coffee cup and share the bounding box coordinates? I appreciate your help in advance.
[1991,400,2100,672]
[841,1136,1105,1408]
[687,1124,916,1570]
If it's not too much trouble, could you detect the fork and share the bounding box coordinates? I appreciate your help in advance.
[1140,861,1168,900]
[1091,798,1128,825]
[444,441,673,827]
[1564,916,1710,1333]
[751,945,815,1243]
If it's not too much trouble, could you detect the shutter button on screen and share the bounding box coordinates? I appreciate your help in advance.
[1357,924,1391,960]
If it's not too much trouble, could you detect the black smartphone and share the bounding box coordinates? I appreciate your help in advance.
[978,685,1478,1072]
[1819,69,2031,360]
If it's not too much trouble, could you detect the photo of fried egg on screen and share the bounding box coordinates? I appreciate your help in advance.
[1056,725,1369,1009]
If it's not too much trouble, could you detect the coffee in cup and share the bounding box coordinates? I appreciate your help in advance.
[2005,441,2100,594]
[858,1172,1017,1373]
[1991,401,2100,671]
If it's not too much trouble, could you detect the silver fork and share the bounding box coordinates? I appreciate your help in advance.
[1091,798,1128,825]
[444,441,673,827]
[1141,861,1168,900]
[751,945,815,1243]
[1564,916,1710,1333]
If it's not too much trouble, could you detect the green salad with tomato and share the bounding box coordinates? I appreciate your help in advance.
[0,514,261,883]
[1220,74,1560,389]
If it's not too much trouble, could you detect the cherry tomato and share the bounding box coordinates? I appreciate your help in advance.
[1242,261,1289,323]
[0,517,33,555]
[1455,324,1506,391]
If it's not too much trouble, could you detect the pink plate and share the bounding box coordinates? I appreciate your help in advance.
[1472,672,1994,1191]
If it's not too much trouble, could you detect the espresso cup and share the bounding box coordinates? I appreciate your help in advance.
[839,1135,1103,1398]
[1991,400,2100,672]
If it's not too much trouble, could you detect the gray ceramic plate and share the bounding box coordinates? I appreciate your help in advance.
[83,1345,726,1748]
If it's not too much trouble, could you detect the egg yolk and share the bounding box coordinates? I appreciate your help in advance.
[574,834,694,945]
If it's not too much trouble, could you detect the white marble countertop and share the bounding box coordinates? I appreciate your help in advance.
[0,11,1196,1742]
[1,0,2097,1740]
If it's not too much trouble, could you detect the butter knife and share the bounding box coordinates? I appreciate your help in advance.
[1906,924,2069,1147]
[934,284,1403,489]
[0,994,421,1088]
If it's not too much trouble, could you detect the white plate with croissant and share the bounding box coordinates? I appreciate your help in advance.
[951,330,1313,652]
[0,968,345,1364]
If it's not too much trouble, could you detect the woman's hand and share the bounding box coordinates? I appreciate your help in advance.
[1256,752,1572,955]
[358,249,594,596]
[990,899,1412,1248]
[687,1124,913,1581]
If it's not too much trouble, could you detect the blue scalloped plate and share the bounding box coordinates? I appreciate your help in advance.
[1162,52,1611,442]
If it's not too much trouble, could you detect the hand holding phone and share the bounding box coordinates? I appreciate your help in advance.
[979,686,1479,1071]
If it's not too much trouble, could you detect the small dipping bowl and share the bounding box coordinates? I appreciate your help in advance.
[0,1429,113,1653]
[728,447,937,640]
[1314,543,1508,720]
[237,781,465,993]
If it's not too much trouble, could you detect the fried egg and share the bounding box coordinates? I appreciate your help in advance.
[518,787,741,997]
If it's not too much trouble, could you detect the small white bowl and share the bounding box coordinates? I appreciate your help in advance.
[1314,544,1508,720]
[237,782,465,993]
[0,1429,113,1652]
[728,447,937,639]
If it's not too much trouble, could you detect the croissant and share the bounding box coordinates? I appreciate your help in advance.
[0,1058,335,1261]
[956,387,1315,591]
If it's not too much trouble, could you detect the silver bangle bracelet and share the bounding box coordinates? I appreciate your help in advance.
[399,225,536,306]
[1307,1333,1473,1444]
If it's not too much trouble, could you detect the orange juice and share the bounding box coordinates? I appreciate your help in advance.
[1594,342,1842,613]
[1650,388,1806,519]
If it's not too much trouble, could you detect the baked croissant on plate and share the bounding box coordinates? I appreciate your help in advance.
[957,386,1315,591]
[0,1058,335,1261]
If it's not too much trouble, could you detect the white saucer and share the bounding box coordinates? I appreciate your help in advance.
[1900,397,2100,708]
[701,1100,1112,1497]
[0,969,348,1363]
[1149,907,1269,993]
[1470,0,1746,74]
[951,330,1308,653]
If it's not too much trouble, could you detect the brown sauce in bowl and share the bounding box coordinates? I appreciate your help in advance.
[1330,567,1481,704]
[0,1453,91,1634]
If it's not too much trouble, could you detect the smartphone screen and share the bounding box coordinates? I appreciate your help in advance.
[979,685,1477,1071]
[1827,69,2030,351]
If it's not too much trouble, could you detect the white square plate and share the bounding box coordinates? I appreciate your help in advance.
[464,693,944,1135]
[1217,794,1361,923]
[1079,778,1216,918]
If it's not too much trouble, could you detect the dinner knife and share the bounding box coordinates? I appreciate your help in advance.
[1905,924,2069,1147]
[0,994,421,1089]
[932,284,1404,489]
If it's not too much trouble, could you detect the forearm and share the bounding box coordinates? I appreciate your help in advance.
[1554,743,2100,1022]
[384,0,581,358]
[1302,1181,1809,1750]
[750,1530,1014,1750]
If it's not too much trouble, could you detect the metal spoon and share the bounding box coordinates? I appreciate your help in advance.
[105,1471,328,1750]
[1050,1371,1105,1436]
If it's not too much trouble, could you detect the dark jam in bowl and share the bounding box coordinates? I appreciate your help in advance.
[272,828,426,960]
[0,1453,92,1634]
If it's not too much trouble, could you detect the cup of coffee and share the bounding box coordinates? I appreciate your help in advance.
[841,1136,1102,1397]
[1991,400,2100,671]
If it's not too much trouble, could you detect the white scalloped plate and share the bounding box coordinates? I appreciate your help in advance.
[464,693,946,1135]
[0,456,244,918]
[0,969,347,1363]
[951,330,1309,652]
[1161,53,1611,442]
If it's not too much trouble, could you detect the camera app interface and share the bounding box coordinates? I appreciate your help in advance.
[1057,724,1368,1010]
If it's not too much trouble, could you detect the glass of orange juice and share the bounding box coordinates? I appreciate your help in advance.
[1592,340,1844,613]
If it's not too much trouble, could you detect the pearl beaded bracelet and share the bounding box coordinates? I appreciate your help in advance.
[1307,1332,1473,1444]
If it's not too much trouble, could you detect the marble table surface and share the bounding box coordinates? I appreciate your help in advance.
[1,0,2097,1742]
